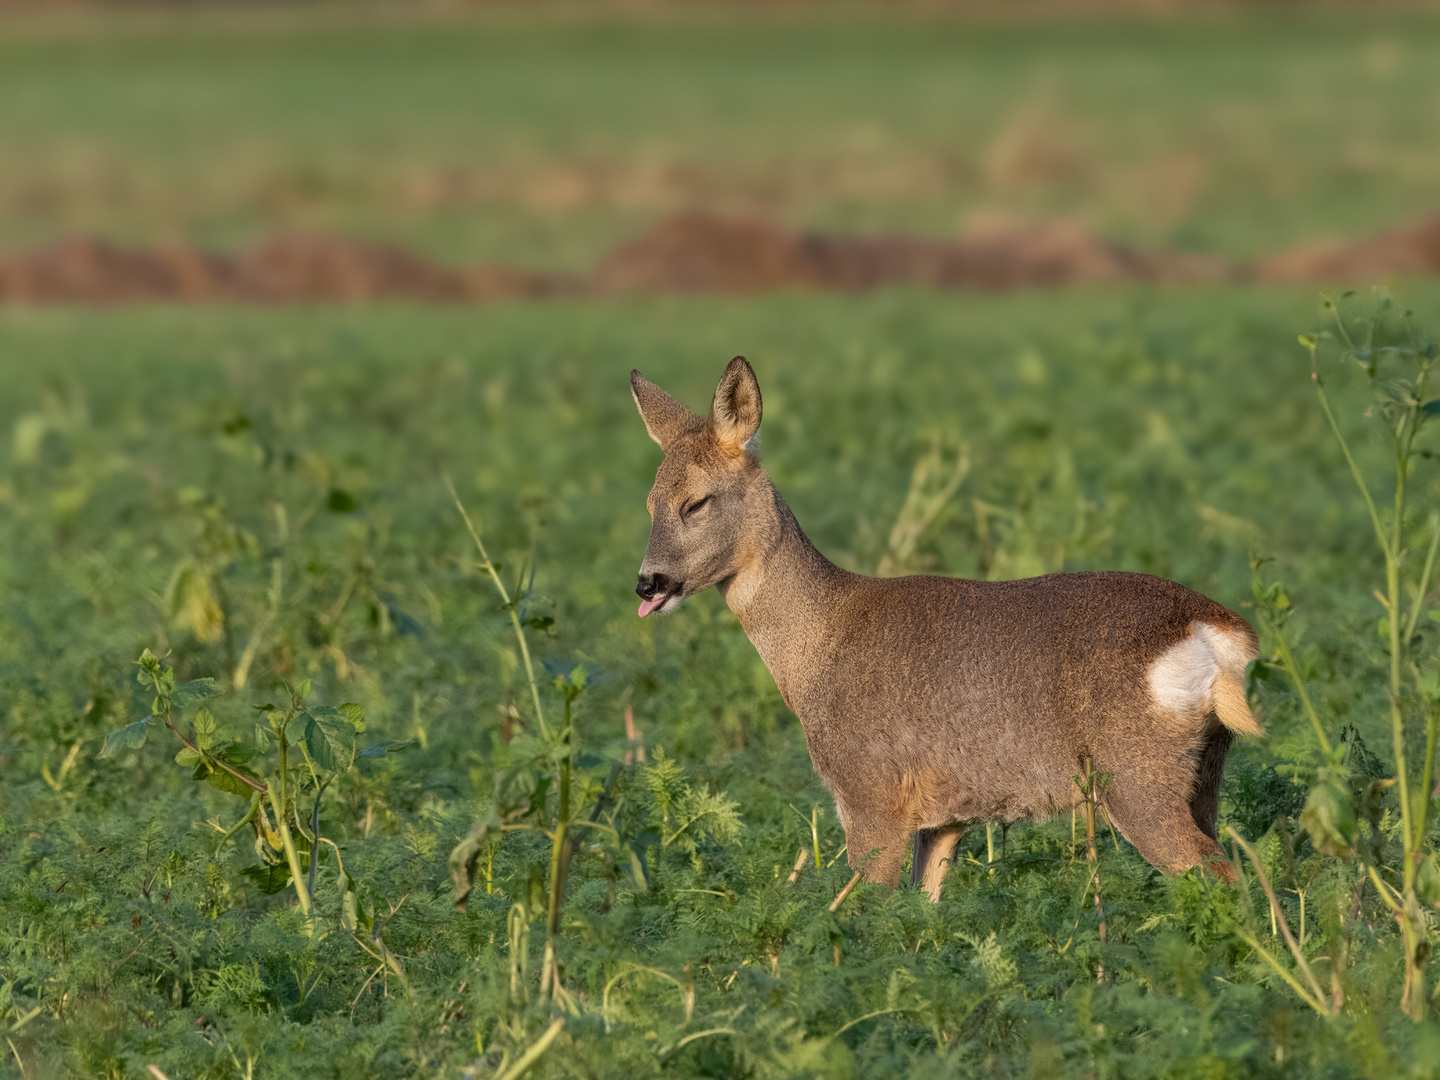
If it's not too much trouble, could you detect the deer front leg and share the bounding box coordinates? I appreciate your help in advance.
[911,825,964,902]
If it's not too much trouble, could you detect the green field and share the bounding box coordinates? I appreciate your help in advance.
[4,7,1440,1080]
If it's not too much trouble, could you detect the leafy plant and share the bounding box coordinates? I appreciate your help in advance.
[1247,290,1440,1022]
[12,287,1440,1077]
[100,648,369,925]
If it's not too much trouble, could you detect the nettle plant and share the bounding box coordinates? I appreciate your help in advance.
[1247,291,1440,1023]
[98,648,387,928]
[443,479,741,1029]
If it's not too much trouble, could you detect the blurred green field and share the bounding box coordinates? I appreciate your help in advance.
[2,8,1440,264]
[5,5,1440,1078]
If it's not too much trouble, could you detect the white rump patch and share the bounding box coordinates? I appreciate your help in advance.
[1147,622,1256,724]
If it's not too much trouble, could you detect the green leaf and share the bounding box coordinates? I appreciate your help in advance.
[193,760,263,798]
[172,678,219,713]
[1299,768,1357,858]
[339,870,360,932]
[192,707,216,751]
[304,707,357,772]
[135,648,162,680]
[97,717,152,758]
[175,746,202,768]
[449,816,491,910]
[295,678,311,700]
[337,702,366,732]
[359,740,411,757]
[327,488,357,513]
[217,741,257,765]
[623,847,648,894]
[241,863,292,895]
[1416,853,1440,907]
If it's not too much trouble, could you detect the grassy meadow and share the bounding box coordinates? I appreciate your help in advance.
[3,9,1440,264]
[2,7,1440,1079]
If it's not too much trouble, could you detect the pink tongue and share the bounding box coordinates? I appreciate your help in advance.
[638,595,664,618]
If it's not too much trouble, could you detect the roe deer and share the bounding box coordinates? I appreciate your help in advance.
[631,357,1261,900]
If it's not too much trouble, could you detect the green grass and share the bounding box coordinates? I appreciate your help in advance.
[3,8,1440,263]
[2,285,1440,1076]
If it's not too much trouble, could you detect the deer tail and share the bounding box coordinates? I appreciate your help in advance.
[1194,622,1264,738]
[1212,670,1263,737]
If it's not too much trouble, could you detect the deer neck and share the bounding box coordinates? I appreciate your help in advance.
[718,481,849,701]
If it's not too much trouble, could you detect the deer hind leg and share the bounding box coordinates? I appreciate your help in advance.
[1103,769,1234,883]
[843,814,913,887]
[1188,715,1234,842]
[910,825,964,902]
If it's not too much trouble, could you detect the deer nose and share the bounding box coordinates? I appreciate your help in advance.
[636,572,673,600]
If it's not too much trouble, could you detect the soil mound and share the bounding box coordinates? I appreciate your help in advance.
[1252,216,1440,284]
[6,212,1440,304]
[590,213,1228,294]
[0,233,569,304]
[0,238,227,304]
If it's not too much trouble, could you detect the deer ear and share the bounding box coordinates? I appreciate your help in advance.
[709,356,762,453]
[630,370,698,450]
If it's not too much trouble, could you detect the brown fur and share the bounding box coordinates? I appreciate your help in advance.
[1213,672,1262,737]
[631,357,1260,898]
[911,825,965,900]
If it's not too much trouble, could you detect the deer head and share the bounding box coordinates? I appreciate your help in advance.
[630,356,771,616]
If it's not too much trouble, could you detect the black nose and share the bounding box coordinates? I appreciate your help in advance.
[636,572,672,600]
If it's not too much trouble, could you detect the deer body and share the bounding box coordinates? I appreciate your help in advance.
[632,358,1260,899]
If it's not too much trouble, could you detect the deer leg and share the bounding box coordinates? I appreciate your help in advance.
[1103,774,1234,883]
[843,814,913,887]
[910,825,964,902]
[1188,715,1234,841]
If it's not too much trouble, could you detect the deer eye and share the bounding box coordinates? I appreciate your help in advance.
[682,495,712,519]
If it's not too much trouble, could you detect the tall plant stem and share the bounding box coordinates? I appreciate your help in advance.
[540,697,576,1001]
[1229,828,1332,1015]
[267,781,311,917]
[547,754,572,939]
[1312,373,1392,563]
[1270,624,1334,760]
[1403,514,1440,643]
[1076,757,1106,981]
[1313,369,1410,841]
[446,475,549,738]
[1418,705,1439,845]
[1310,321,1435,1022]
[1389,449,1412,860]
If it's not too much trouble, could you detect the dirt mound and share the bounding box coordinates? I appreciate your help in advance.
[0,238,225,304]
[8,212,1440,304]
[591,213,1229,294]
[0,233,570,304]
[1252,215,1440,284]
[592,215,831,294]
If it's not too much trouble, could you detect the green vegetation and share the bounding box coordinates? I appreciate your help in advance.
[4,5,1440,1077]
[3,285,1440,1077]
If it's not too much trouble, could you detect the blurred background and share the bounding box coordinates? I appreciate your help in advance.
[2,0,1440,295]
